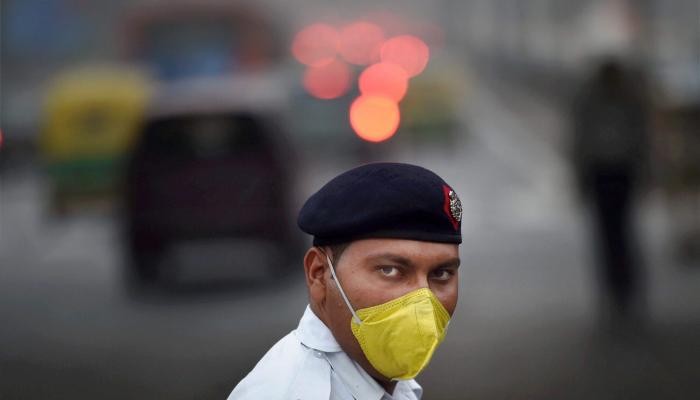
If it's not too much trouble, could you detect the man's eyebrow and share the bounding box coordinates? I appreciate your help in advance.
[365,253,460,269]
[435,258,461,269]
[365,253,417,268]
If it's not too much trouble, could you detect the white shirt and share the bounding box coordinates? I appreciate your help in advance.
[227,306,423,400]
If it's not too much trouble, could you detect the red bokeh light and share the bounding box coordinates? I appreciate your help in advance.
[358,62,408,102]
[338,21,385,65]
[303,59,352,99]
[349,95,400,142]
[380,35,430,77]
[292,23,340,67]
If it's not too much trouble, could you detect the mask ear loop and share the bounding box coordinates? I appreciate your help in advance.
[321,250,362,325]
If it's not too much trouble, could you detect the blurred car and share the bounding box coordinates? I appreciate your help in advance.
[122,75,297,285]
[40,65,152,214]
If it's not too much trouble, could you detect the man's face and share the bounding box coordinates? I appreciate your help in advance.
[316,238,460,381]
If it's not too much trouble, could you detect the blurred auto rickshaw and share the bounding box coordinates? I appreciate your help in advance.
[400,54,470,147]
[122,74,298,287]
[40,65,153,214]
[659,102,700,264]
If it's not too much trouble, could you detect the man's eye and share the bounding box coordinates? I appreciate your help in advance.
[432,269,454,281]
[379,266,400,277]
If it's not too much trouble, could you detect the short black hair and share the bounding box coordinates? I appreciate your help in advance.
[324,242,350,266]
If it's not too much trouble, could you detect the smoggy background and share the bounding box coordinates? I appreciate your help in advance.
[1,1,699,399]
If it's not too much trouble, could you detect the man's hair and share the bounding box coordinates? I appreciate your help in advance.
[324,242,350,266]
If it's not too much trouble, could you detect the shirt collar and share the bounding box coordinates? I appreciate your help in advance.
[294,305,343,353]
[326,351,422,400]
[398,380,423,400]
[295,305,423,400]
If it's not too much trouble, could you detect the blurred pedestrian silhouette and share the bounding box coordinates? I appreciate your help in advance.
[571,58,651,324]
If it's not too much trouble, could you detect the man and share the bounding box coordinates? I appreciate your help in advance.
[571,59,650,322]
[228,162,462,399]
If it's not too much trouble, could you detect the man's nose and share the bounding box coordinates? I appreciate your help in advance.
[414,274,430,290]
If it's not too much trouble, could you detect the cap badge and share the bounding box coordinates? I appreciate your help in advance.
[442,185,462,230]
[449,190,462,222]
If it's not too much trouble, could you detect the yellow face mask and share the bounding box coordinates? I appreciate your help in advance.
[325,253,451,381]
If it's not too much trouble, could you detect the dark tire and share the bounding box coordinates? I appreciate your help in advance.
[123,237,166,295]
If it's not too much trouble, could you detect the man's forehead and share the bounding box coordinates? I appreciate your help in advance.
[345,239,460,262]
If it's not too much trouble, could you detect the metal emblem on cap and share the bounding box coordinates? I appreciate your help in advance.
[442,184,461,230]
[448,190,462,222]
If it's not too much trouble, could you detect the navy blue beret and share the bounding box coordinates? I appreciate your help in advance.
[298,163,462,246]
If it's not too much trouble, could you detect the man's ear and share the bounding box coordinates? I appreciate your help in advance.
[303,247,328,306]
